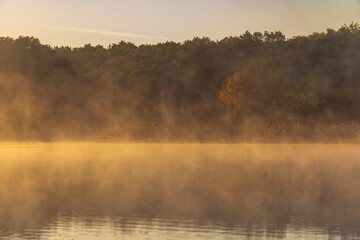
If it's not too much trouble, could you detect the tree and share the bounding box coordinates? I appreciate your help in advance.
[219,73,244,116]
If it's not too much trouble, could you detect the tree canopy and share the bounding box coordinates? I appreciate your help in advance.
[0,23,359,142]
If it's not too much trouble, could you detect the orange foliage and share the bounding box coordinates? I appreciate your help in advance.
[219,73,243,116]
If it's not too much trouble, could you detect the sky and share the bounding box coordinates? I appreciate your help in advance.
[0,0,359,47]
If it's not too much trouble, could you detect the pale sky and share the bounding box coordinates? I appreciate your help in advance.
[0,0,359,47]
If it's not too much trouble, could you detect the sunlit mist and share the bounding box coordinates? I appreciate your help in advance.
[1,1,360,239]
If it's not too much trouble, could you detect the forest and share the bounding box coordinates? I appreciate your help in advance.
[0,23,359,142]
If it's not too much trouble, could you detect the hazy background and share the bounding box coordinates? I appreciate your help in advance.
[0,1,360,142]
[0,0,359,46]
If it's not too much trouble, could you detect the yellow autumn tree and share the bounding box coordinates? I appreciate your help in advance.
[219,72,244,116]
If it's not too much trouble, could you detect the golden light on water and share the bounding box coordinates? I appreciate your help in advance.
[1,1,360,239]
[0,143,360,239]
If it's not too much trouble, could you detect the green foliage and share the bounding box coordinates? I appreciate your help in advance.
[0,24,360,141]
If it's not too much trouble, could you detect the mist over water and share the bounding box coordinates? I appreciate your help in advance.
[0,2,359,239]
[0,143,360,239]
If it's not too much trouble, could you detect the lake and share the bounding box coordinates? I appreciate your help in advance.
[0,143,360,239]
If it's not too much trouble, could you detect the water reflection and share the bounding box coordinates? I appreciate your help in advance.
[0,143,359,239]
[2,215,359,240]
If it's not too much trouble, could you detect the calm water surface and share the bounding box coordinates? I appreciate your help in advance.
[0,143,360,239]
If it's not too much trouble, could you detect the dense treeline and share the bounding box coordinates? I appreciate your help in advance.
[0,23,360,141]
